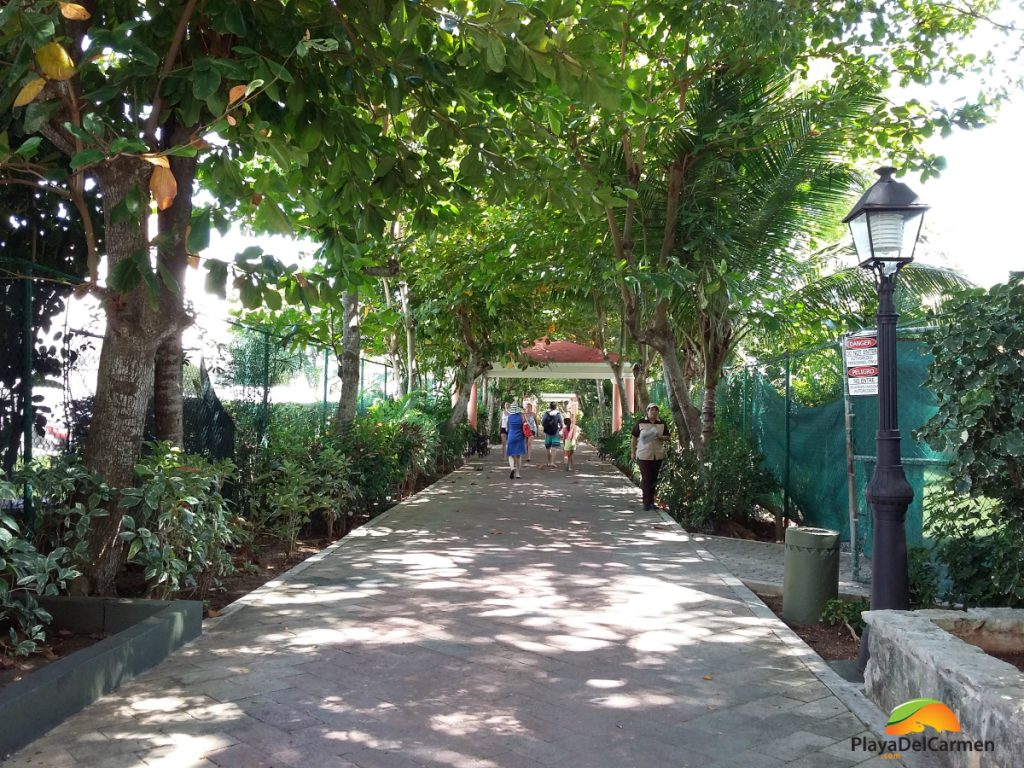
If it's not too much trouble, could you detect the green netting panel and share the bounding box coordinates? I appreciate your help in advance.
[720,335,948,557]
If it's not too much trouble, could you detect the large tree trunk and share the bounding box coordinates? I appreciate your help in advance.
[446,352,487,431]
[660,344,702,456]
[333,287,360,428]
[633,345,652,409]
[152,133,198,447]
[82,157,181,594]
[400,281,415,395]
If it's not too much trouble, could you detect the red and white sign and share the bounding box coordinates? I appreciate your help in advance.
[844,331,878,396]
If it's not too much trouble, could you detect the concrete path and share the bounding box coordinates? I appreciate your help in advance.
[6,444,895,768]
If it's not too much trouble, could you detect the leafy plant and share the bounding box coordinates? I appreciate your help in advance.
[820,597,868,636]
[119,443,243,599]
[0,480,79,657]
[658,427,780,531]
[20,457,114,576]
[907,545,940,609]
[917,276,1024,507]
[923,479,1022,607]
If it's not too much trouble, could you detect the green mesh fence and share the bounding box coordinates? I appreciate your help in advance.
[718,331,949,575]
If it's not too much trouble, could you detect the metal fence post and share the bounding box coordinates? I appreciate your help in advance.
[322,347,329,434]
[259,329,270,446]
[783,352,792,535]
[22,266,35,529]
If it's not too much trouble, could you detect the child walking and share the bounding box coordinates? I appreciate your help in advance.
[562,417,580,472]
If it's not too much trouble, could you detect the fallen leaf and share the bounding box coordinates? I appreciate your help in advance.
[43,649,59,660]
[60,2,91,20]
[14,78,46,107]
[149,165,177,210]
[703,674,713,681]
[36,42,75,81]
[57,628,73,636]
[207,608,222,618]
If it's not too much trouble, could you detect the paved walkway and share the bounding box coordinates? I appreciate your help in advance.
[6,444,895,768]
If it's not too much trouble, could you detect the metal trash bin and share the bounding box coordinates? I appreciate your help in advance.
[782,527,840,625]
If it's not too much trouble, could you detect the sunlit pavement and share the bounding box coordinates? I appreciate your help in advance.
[5,444,897,768]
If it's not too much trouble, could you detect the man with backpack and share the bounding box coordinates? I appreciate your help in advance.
[541,402,564,467]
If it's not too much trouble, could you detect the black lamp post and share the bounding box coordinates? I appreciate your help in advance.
[844,167,928,670]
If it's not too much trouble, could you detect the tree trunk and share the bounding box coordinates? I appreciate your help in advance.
[447,353,487,432]
[152,140,198,447]
[82,157,181,594]
[633,349,652,410]
[660,344,702,456]
[400,281,415,395]
[333,287,360,428]
[701,380,718,447]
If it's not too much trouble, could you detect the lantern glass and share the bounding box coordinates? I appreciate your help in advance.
[849,208,925,270]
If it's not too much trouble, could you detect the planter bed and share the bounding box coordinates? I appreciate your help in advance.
[0,597,201,758]
[864,608,1024,768]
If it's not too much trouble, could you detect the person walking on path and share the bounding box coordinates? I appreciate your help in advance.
[541,402,564,467]
[631,404,670,511]
[499,402,510,457]
[523,402,539,462]
[505,404,527,479]
[562,417,580,472]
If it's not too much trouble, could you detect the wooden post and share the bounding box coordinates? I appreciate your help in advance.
[612,379,623,432]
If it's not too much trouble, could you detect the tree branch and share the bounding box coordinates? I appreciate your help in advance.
[145,0,200,144]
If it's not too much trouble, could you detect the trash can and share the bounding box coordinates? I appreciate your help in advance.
[782,527,840,625]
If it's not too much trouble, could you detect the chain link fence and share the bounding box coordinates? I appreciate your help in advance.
[717,329,949,582]
[2,271,403,482]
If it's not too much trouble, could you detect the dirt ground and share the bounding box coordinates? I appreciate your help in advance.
[0,630,107,690]
[755,592,861,661]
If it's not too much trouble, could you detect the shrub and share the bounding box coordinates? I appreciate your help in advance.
[119,443,243,599]
[907,545,940,609]
[0,480,79,657]
[658,427,779,531]
[923,479,1022,607]
[917,276,1024,507]
[820,597,868,636]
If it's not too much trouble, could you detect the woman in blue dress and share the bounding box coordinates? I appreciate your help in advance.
[506,403,526,479]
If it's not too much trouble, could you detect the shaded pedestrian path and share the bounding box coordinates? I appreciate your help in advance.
[7,444,893,768]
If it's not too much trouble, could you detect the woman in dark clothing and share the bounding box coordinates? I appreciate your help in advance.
[631,404,670,511]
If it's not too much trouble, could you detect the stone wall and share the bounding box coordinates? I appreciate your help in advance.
[864,609,1024,768]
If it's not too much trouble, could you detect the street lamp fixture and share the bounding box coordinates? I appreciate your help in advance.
[844,166,929,670]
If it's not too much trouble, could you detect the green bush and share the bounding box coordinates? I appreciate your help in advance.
[924,479,1022,607]
[0,480,79,657]
[20,457,115,575]
[820,597,867,635]
[917,276,1024,507]
[658,427,779,531]
[119,443,244,599]
[907,545,940,609]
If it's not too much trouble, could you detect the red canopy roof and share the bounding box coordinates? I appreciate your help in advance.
[522,339,617,364]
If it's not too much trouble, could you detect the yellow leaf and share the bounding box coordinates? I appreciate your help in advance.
[228,84,247,105]
[149,166,177,211]
[36,42,76,81]
[226,114,237,126]
[60,2,92,20]
[14,78,46,107]
[187,253,200,269]
[142,153,170,168]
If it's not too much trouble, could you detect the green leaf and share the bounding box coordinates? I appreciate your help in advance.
[108,257,141,293]
[192,68,222,101]
[20,12,55,45]
[69,148,105,170]
[14,137,43,158]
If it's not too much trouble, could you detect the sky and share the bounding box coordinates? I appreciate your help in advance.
[915,95,1024,287]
